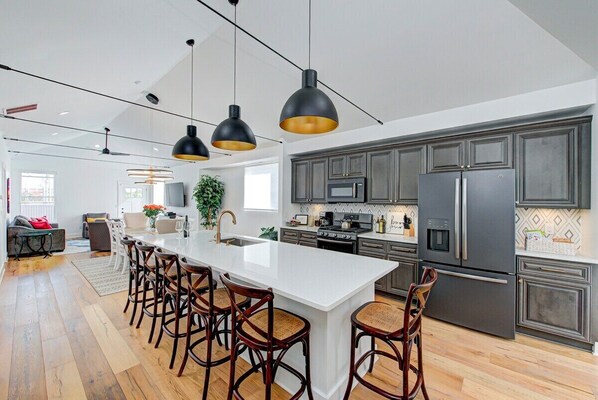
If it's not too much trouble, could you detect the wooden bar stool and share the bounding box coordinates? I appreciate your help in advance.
[220,273,314,400]
[177,259,252,400]
[343,267,438,400]
[134,241,163,343]
[121,236,143,326]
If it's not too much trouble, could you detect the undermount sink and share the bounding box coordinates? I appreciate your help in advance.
[221,237,261,247]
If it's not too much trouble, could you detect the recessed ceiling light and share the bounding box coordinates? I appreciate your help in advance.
[94,144,101,148]
[58,111,69,116]
[153,147,159,152]
[51,132,59,136]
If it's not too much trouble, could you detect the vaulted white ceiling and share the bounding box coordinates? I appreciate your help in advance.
[0,0,595,167]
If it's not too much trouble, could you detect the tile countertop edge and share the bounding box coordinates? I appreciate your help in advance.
[516,249,598,265]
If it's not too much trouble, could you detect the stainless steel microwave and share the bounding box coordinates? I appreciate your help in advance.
[326,178,366,203]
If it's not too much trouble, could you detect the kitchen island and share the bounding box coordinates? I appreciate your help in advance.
[132,230,398,400]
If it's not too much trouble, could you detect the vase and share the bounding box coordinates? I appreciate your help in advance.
[147,216,157,231]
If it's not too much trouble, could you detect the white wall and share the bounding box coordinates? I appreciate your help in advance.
[0,140,10,278]
[11,155,132,238]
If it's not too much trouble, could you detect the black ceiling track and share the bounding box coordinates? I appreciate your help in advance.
[0,63,282,144]
[3,137,190,163]
[194,0,383,126]
[8,150,173,168]
[0,114,233,156]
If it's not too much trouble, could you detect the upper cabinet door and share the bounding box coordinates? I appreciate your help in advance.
[427,140,465,173]
[292,161,310,203]
[395,146,426,204]
[367,150,394,203]
[515,126,578,208]
[310,158,328,203]
[328,156,346,179]
[346,153,367,177]
[466,134,512,170]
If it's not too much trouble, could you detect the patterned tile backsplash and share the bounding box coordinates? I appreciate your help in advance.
[290,204,582,250]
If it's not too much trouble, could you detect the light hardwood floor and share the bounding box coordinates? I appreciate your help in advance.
[1,252,597,399]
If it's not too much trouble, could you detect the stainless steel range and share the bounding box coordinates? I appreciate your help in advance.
[317,212,373,254]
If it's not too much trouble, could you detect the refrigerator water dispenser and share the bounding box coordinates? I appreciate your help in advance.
[426,218,449,252]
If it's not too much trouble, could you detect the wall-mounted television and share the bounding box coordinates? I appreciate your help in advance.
[165,182,185,207]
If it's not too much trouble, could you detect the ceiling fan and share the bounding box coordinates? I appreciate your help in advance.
[100,127,129,156]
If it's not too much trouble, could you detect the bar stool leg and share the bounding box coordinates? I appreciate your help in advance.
[303,336,314,400]
[402,340,411,399]
[342,325,357,400]
[202,316,213,400]
[129,270,140,326]
[265,350,273,400]
[177,302,194,377]
[123,269,132,313]
[368,336,375,373]
[417,334,430,400]
[227,342,239,400]
[136,277,148,328]
[154,292,169,348]
[169,295,181,369]
[148,280,159,344]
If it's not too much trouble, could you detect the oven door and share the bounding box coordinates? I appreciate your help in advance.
[317,237,357,254]
[326,178,365,203]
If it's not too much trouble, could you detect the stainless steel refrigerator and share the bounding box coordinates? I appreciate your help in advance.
[418,169,516,339]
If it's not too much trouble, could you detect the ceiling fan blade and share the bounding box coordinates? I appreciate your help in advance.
[110,151,130,156]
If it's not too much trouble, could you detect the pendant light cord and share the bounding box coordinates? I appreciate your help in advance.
[308,0,311,69]
[190,43,194,124]
[233,4,237,105]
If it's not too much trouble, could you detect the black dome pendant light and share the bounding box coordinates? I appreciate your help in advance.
[172,39,210,161]
[280,0,338,134]
[211,0,257,151]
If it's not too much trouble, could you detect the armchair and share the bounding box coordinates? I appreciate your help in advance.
[82,213,110,239]
[88,221,111,252]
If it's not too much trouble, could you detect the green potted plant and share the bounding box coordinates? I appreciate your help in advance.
[258,227,278,241]
[193,175,224,230]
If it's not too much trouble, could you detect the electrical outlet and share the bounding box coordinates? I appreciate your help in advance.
[545,222,555,235]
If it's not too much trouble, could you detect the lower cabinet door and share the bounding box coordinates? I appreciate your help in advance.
[386,256,418,297]
[517,274,590,342]
[359,251,389,291]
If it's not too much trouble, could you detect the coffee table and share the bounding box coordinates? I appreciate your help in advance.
[14,231,53,260]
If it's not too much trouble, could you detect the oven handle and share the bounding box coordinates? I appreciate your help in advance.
[352,183,357,198]
[317,237,355,245]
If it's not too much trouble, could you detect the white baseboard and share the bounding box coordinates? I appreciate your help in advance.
[594,342,598,356]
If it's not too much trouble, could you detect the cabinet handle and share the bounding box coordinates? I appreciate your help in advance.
[467,164,471,168]
[518,278,523,283]
[363,242,384,249]
[460,165,464,169]
[538,266,569,274]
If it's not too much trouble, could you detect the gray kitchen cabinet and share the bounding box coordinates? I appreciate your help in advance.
[387,255,418,297]
[515,123,590,208]
[291,158,328,203]
[367,150,395,203]
[358,238,418,297]
[517,256,592,343]
[427,139,465,173]
[280,228,299,244]
[466,134,512,169]
[329,153,366,179]
[395,146,426,204]
[280,228,317,248]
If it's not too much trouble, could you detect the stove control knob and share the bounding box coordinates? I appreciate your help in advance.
[330,233,337,238]
[344,235,351,239]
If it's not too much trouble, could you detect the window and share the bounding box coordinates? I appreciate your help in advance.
[20,172,55,221]
[244,163,279,211]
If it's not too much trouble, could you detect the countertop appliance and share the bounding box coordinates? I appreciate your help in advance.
[418,169,516,339]
[319,211,333,227]
[317,212,372,254]
[326,178,366,203]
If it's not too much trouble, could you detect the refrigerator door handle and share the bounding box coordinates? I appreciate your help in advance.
[454,178,461,260]
[434,269,508,285]
[462,178,468,261]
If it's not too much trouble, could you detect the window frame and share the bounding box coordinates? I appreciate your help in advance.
[243,163,279,212]
[19,170,57,220]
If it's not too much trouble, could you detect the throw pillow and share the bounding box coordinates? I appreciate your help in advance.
[14,216,34,229]
[87,217,106,223]
[30,219,52,229]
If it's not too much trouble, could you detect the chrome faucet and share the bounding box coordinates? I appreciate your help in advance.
[216,210,237,244]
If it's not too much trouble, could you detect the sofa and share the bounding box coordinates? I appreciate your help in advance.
[123,212,147,233]
[7,215,66,256]
[82,212,110,239]
[88,221,111,252]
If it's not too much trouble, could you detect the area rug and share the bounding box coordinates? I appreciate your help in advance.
[57,239,91,255]
[70,256,128,296]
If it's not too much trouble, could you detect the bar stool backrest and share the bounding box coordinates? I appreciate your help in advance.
[154,248,181,293]
[401,267,438,338]
[220,273,276,347]
[120,236,137,266]
[135,241,155,269]
[180,258,215,314]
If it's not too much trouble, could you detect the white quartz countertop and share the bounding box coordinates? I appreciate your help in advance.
[280,225,320,232]
[516,249,598,265]
[132,231,397,312]
[359,231,419,244]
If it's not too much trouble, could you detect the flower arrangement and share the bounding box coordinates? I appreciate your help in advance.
[143,204,165,230]
[142,204,166,219]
